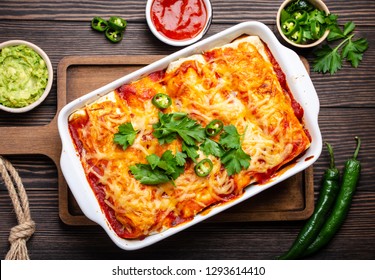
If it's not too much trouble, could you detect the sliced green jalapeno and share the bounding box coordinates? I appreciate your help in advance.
[290,27,303,43]
[105,28,123,43]
[311,20,322,40]
[91,17,108,32]
[205,119,224,137]
[195,159,213,177]
[281,19,299,36]
[292,10,308,23]
[152,93,172,109]
[108,16,127,32]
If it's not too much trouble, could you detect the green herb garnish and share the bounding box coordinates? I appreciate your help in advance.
[129,150,185,185]
[218,125,251,176]
[113,122,139,150]
[122,113,251,185]
[152,112,206,146]
[313,21,368,74]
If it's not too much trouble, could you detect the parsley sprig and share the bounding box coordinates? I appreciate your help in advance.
[152,112,206,146]
[313,21,368,74]
[218,125,251,176]
[129,151,186,185]
[113,122,139,150]
[115,113,251,185]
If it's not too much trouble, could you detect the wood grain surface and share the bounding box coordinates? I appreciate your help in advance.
[1,0,375,260]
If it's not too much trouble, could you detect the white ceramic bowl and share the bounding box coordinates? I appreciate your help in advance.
[0,40,53,113]
[145,0,213,47]
[58,21,322,250]
[276,0,330,48]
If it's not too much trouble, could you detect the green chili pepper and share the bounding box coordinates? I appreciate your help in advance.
[108,16,127,32]
[289,27,303,43]
[105,28,124,43]
[205,119,224,137]
[195,159,213,177]
[277,142,340,260]
[281,18,299,36]
[310,20,322,40]
[152,93,172,109]
[91,17,108,32]
[292,10,308,23]
[303,137,362,257]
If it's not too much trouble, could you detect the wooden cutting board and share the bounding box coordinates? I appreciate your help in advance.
[0,55,314,225]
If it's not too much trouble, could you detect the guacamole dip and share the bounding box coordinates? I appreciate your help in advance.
[0,44,48,108]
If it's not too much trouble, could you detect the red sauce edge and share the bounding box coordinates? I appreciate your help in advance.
[150,0,208,41]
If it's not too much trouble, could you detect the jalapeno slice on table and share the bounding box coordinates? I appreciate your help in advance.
[152,93,172,109]
[105,28,124,43]
[205,119,224,137]
[108,16,127,32]
[91,16,108,32]
[195,159,213,177]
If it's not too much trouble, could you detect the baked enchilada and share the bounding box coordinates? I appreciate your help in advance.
[68,35,311,239]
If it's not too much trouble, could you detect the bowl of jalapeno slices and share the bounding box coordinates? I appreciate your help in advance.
[276,0,332,48]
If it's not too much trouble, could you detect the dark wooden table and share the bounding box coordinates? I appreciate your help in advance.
[1,0,374,260]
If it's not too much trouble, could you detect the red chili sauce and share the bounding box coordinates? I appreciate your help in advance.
[264,43,312,142]
[150,0,208,41]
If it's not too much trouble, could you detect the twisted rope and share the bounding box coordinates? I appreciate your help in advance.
[0,156,35,260]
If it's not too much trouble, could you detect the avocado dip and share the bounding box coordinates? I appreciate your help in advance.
[0,44,48,108]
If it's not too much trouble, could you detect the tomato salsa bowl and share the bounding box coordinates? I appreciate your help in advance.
[146,0,213,47]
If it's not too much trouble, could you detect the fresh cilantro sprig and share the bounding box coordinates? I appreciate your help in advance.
[129,150,186,185]
[313,21,368,74]
[152,112,206,146]
[113,122,139,150]
[118,114,252,185]
[201,138,224,158]
[218,125,251,176]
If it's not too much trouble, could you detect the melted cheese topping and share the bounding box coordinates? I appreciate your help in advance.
[68,36,311,239]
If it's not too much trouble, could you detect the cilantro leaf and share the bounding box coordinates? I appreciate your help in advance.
[182,142,199,163]
[216,124,251,175]
[327,24,345,41]
[308,10,326,24]
[153,112,206,146]
[146,154,160,170]
[160,150,185,179]
[175,151,187,166]
[220,148,251,176]
[325,14,338,26]
[219,125,241,149]
[342,37,369,67]
[201,138,224,157]
[313,18,367,74]
[313,44,342,74]
[113,122,139,150]
[343,21,355,36]
[280,9,291,23]
[351,37,369,53]
[131,150,185,185]
[129,164,170,185]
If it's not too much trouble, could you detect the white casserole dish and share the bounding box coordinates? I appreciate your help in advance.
[58,21,322,250]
